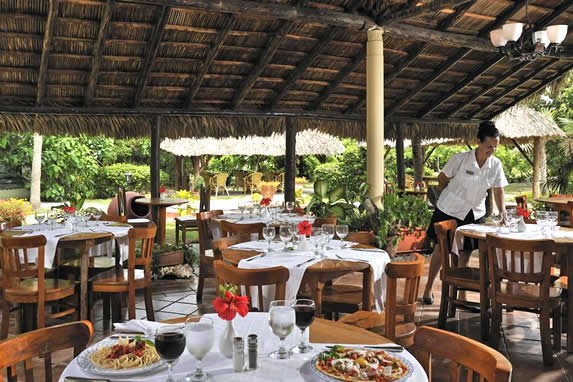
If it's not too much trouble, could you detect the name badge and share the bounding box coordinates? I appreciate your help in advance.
[465,170,475,175]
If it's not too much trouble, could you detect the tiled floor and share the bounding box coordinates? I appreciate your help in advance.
[4,254,573,381]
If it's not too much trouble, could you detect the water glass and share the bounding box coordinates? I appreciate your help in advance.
[546,211,559,232]
[156,325,186,382]
[536,211,547,235]
[185,316,214,381]
[285,201,295,216]
[321,224,335,247]
[335,224,348,247]
[491,213,502,233]
[268,300,295,359]
[279,224,293,251]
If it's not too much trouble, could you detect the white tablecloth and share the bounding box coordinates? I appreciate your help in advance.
[236,240,390,312]
[9,221,131,268]
[59,314,427,382]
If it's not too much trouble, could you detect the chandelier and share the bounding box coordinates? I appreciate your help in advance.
[489,2,567,61]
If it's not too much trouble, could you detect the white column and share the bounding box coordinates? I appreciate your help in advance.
[366,28,385,208]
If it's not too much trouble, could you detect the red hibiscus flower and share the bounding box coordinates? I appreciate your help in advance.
[260,198,272,207]
[212,284,249,321]
[62,206,76,214]
[517,206,530,219]
[159,185,166,194]
[297,220,312,236]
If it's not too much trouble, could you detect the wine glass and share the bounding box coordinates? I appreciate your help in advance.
[155,325,186,382]
[246,203,255,218]
[34,211,46,230]
[46,210,58,231]
[262,226,276,253]
[268,300,295,359]
[491,213,502,233]
[335,224,349,248]
[546,211,559,233]
[238,202,246,220]
[285,201,295,216]
[321,224,335,248]
[291,299,315,353]
[279,224,292,251]
[185,316,214,382]
[535,210,547,236]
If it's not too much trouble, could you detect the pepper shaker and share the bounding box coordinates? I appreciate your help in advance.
[233,337,245,372]
[248,334,258,370]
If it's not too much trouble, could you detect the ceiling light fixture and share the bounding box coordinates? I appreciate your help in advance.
[489,1,567,61]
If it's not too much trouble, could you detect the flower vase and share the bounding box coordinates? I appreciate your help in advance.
[297,234,311,251]
[160,193,166,200]
[219,319,237,358]
[517,216,527,232]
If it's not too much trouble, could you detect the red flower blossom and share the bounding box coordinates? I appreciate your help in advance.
[62,206,76,214]
[517,206,530,219]
[260,198,271,207]
[297,220,312,236]
[159,185,166,194]
[212,284,249,321]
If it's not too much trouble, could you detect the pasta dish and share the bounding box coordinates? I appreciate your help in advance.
[90,337,160,370]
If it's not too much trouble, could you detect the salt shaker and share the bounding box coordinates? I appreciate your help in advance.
[233,337,244,372]
[248,334,258,370]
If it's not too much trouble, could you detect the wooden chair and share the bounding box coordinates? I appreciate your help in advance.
[220,220,264,239]
[337,253,425,347]
[100,214,128,223]
[90,224,157,323]
[486,234,562,365]
[435,220,482,329]
[312,216,337,227]
[213,260,289,311]
[274,172,285,191]
[208,173,230,196]
[199,185,210,212]
[244,172,263,194]
[175,215,199,245]
[0,234,77,339]
[232,170,247,193]
[212,234,251,260]
[0,320,94,382]
[515,194,527,209]
[196,210,224,301]
[345,231,377,246]
[413,325,512,382]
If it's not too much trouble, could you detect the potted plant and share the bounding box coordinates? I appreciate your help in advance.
[148,242,198,278]
[306,179,351,218]
[0,198,33,227]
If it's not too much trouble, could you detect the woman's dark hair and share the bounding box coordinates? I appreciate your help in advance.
[477,120,500,142]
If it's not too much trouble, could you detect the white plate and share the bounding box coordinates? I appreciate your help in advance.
[310,350,414,382]
[76,338,165,377]
[127,218,150,224]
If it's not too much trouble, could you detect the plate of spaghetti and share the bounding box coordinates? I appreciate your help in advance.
[77,336,164,376]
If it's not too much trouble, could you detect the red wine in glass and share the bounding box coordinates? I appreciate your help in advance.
[155,326,186,382]
[293,299,316,353]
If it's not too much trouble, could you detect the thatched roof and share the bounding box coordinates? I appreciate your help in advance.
[494,106,566,140]
[0,0,571,139]
[160,129,345,156]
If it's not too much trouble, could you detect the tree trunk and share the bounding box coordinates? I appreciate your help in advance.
[30,133,43,210]
[412,134,424,186]
[175,155,183,191]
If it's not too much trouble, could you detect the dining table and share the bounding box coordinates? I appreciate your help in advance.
[222,239,390,316]
[211,211,316,239]
[535,196,573,226]
[452,223,573,350]
[58,313,428,382]
[134,197,188,245]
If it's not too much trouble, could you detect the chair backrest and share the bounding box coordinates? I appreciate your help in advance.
[312,216,337,227]
[127,224,157,284]
[199,185,210,212]
[434,219,458,273]
[220,220,264,239]
[486,234,556,298]
[100,214,128,223]
[413,325,512,382]
[211,173,229,186]
[212,234,251,260]
[196,210,224,256]
[384,253,425,346]
[213,260,289,310]
[515,194,527,209]
[0,320,94,382]
[345,231,377,246]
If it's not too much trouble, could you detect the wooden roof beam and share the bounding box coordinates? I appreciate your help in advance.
[386,48,472,116]
[185,14,238,109]
[37,0,57,106]
[310,48,365,110]
[85,0,114,106]
[132,5,169,108]
[536,0,573,27]
[384,42,426,84]
[436,0,475,30]
[378,0,473,25]
[467,60,559,119]
[479,0,527,37]
[232,21,293,109]
[270,26,337,108]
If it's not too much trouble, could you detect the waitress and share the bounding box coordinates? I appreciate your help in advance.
[421,120,508,304]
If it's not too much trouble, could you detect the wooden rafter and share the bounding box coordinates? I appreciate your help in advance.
[185,14,238,109]
[270,26,337,108]
[479,0,526,37]
[378,0,472,25]
[384,42,426,84]
[85,0,114,106]
[536,0,573,27]
[347,0,363,13]
[37,0,57,106]
[232,21,293,109]
[310,47,366,110]
[511,138,534,166]
[417,54,505,117]
[468,60,558,119]
[436,0,475,30]
[386,48,472,116]
[132,6,169,108]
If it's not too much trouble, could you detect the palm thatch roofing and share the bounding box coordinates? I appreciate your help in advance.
[160,129,345,155]
[0,0,571,140]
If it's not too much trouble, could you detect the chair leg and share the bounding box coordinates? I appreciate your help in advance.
[448,286,457,317]
[175,221,180,245]
[182,227,187,245]
[552,304,562,351]
[102,295,111,322]
[540,309,554,366]
[197,275,205,302]
[111,294,122,323]
[489,304,502,348]
[0,300,10,340]
[144,287,155,321]
[438,282,449,329]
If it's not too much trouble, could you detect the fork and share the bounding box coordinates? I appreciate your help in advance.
[246,253,267,262]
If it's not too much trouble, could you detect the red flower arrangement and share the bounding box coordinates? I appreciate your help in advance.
[517,206,530,219]
[297,220,312,236]
[260,198,272,207]
[212,284,249,321]
[62,206,76,214]
[159,185,166,194]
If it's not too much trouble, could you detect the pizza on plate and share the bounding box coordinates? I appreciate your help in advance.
[315,345,409,381]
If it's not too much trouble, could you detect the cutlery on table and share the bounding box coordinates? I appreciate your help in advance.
[351,248,384,253]
[54,232,73,238]
[334,254,368,262]
[65,377,134,382]
[326,344,404,352]
[246,253,267,262]
[296,258,315,267]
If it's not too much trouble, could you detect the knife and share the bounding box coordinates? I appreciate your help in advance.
[65,377,134,382]
[296,258,315,267]
[326,345,404,352]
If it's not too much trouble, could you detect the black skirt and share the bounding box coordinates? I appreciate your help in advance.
[426,208,486,251]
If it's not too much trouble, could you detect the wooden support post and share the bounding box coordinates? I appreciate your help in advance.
[366,28,384,207]
[151,116,161,199]
[412,134,424,186]
[396,123,405,190]
[532,137,546,199]
[285,117,296,203]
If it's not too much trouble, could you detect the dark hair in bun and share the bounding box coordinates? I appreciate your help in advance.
[477,120,500,142]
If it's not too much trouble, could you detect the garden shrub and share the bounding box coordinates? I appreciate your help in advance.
[95,163,169,198]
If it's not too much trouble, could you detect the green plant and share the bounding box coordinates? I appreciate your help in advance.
[305,179,351,218]
[378,193,432,247]
[148,242,198,278]
[0,198,33,223]
[96,163,169,197]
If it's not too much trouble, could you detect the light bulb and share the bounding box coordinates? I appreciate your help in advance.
[490,29,507,47]
[502,23,524,42]
[547,25,568,44]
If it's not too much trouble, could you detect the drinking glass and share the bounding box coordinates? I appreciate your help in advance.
[92,210,102,226]
[185,316,214,381]
[285,201,295,216]
[321,224,335,248]
[46,210,58,231]
[546,211,559,232]
[310,227,323,254]
[262,226,276,253]
[246,203,255,218]
[536,211,547,235]
[291,299,315,353]
[279,224,292,251]
[268,300,295,359]
[506,208,519,232]
[238,202,246,220]
[34,211,46,230]
[491,213,502,233]
[155,325,186,382]
[335,224,349,248]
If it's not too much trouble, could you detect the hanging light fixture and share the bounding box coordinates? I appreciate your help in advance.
[489,1,568,61]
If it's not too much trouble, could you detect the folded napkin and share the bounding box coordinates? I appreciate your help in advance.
[230,240,283,251]
[113,319,183,337]
[457,223,497,233]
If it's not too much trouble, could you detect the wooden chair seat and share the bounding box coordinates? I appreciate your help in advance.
[91,268,147,289]
[175,215,198,245]
[4,278,76,301]
[497,282,561,306]
[445,267,481,290]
